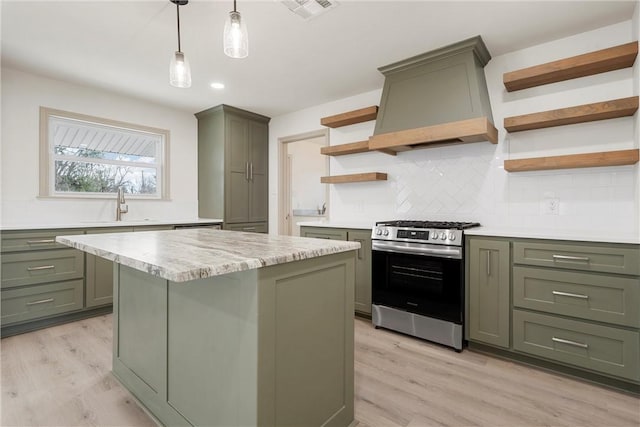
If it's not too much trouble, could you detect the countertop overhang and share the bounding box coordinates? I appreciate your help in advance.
[57,228,360,282]
[1,218,222,231]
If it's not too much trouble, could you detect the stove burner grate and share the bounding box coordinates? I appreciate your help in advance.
[375,220,480,230]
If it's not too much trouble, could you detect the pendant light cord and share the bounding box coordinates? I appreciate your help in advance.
[233,0,237,12]
[176,2,182,52]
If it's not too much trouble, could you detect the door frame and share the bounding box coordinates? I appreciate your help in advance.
[278,129,329,235]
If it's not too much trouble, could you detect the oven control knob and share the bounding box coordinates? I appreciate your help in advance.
[449,233,456,241]
[440,232,447,240]
[383,229,390,236]
[375,228,382,235]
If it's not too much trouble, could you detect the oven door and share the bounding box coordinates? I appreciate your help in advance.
[372,241,464,324]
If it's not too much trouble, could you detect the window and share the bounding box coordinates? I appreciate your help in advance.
[40,107,170,199]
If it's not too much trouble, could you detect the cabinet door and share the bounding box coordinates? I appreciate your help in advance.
[223,222,268,234]
[226,171,250,223]
[226,114,249,173]
[225,114,250,223]
[468,238,510,348]
[248,120,269,223]
[85,227,133,307]
[348,230,372,316]
[300,227,348,240]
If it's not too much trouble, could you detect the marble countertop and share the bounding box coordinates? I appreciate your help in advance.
[465,227,640,245]
[297,220,375,230]
[1,218,223,231]
[57,228,360,282]
[296,220,639,245]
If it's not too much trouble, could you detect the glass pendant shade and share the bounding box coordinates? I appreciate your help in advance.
[224,10,248,58]
[170,51,191,88]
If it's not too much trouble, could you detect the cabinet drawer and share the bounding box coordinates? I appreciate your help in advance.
[223,222,268,233]
[513,267,640,327]
[300,227,347,241]
[513,241,639,275]
[1,280,84,325]
[1,229,83,253]
[1,249,85,289]
[513,310,639,381]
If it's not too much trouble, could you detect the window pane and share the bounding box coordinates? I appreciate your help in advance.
[55,160,157,195]
[54,146,157,164]
[51,115,160,164]
[41,107,169,199]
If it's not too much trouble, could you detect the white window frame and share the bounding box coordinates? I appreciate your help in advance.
[39,107,170,200]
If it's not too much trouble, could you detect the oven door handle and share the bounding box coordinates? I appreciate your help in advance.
[372,241,462,259]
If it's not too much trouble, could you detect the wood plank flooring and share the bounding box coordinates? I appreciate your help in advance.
[1,315,638,426]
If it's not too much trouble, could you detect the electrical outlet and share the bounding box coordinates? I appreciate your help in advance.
[542,198,560,215]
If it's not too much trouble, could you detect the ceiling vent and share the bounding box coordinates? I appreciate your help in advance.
[281,0,338,20]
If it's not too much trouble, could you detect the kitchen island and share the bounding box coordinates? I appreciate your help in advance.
[57,229,359,427]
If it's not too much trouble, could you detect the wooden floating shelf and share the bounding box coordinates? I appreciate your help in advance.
[368,117,498,152]
[321,140,370,156]
[504,149,639,172]
[320,140,396,157]
[503,41,638,92]
[320,106,378,128]
[320,172,388,184]
[504,97,638,132]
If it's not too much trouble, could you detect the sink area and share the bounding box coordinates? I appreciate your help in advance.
[79,218,160,225]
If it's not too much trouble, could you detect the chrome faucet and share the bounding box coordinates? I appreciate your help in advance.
[115,187,128,221]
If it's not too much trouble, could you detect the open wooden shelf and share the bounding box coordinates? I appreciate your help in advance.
[320,106,378,128]
[320,172,388,184]
[503,41,638,92]
[504,97,638,132]
[320,140,396,156]
[368,117,498,152]
[504,149,639,172]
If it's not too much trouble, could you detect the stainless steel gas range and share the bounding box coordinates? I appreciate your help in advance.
[371,220,480,351]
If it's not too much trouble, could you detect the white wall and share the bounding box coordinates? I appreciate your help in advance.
[269,20,638,236]
[289,137,327,212]
[1,67,199,225]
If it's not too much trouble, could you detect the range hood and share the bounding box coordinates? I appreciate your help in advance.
[369,36,498,152]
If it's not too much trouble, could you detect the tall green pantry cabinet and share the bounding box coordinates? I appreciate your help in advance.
[196,105,270,232]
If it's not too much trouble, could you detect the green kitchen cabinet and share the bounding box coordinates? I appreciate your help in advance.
[223,222,268,234]
[513,240,640,275]
[85,227,133,308]
[513,310,640,382]
[467,238,510,348]
[196,104,270,230]
[301,226,372,316]
[348,229,372,316]
[1,229,88,333]
[466,234,640,392]
[300,227,348,241]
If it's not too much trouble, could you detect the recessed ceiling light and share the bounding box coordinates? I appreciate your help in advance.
[210,82,225,89]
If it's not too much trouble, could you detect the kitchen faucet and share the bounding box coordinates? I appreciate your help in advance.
[115,187,128,221]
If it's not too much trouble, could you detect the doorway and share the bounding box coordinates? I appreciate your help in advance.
[278,130,329,236]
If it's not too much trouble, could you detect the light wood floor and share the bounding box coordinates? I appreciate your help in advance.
[1,315,638,427]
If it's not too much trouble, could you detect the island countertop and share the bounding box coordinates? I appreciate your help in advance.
[57,228,360,282]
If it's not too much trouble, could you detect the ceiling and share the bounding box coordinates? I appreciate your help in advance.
[1,1,636,118]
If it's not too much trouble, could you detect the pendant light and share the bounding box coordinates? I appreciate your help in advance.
[169,0,191,88]
[223,0,248,59]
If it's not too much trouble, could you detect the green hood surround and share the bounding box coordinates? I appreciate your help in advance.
[369,36,498,153]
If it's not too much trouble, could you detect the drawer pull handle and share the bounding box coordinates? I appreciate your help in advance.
[552,290,589,300]
[26,239,56,244]
[552,254,590,263]
[552,337,588,349]
[26,298,54,306]
[27,265,55,272]
[242,227,256,231]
